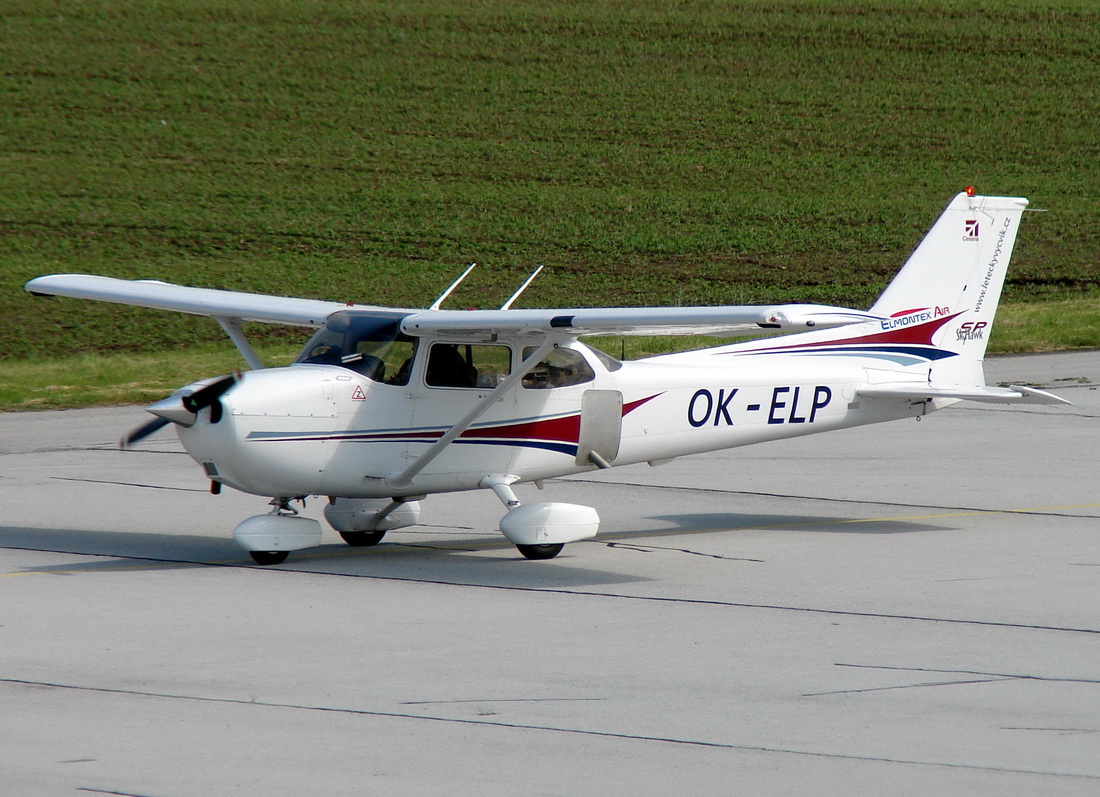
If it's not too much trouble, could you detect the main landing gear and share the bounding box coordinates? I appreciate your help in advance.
[324,497,422,548]
[483,476,600,560]
[336,529,387,547]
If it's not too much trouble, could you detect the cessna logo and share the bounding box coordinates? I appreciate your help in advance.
[964,219,979,241]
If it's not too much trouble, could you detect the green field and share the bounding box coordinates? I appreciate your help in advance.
[2,0,1098,408]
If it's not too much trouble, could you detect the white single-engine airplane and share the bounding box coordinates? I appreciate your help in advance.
[26,190,1067,564]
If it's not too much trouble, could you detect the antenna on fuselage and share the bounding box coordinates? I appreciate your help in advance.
[500,265,544,310]
[428,262,477,311]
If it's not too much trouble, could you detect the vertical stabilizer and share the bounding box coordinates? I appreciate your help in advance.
[869,191,1029,387]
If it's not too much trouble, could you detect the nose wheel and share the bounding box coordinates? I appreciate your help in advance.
[236,502,320,566]
[249,550,289,565]
[516,543,565,560]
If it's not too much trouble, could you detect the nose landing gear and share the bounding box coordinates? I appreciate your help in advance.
[234,497,321,566]
[249,550,289,565]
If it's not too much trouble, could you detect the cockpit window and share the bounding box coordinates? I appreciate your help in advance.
[296,311,417,385]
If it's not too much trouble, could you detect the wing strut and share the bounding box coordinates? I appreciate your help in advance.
[215,317,265,370]
[386,339,558,490]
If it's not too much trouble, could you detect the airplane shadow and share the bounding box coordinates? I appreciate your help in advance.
[0,525,651,589]
[1,525,241,568]
[629,512,952,537]
[1,507,951,588]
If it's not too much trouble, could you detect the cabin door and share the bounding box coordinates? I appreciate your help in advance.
[575,390,622,467]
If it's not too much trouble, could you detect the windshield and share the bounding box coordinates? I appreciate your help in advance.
[295,311,417,385]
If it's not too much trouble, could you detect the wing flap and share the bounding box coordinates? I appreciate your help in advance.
[25,274,390,328]
[858,383,1071,405]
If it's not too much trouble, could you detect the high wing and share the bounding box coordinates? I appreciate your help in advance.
[26,273,880,337]
[25,273,403,328]
[402,304,881,339]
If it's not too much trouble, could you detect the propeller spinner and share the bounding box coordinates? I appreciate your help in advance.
[120,373,239,449]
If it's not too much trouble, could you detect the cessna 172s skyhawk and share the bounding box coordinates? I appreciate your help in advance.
[26,190,1067,564]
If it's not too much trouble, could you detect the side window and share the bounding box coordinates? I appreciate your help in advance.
[426,343,512,388]
[521,347,595,389]
[587,345,623,372]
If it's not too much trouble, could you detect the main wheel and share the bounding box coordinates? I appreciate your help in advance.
[338,530,387,547]
[249,550,289,565]
[516,543,564,560]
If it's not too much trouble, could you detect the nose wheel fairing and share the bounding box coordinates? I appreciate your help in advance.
[233,512,323,557]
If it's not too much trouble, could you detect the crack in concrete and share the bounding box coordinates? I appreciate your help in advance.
[804,676,1020,697]
[1002,727,1100,736]
[50,476,207,493]
[602,541,764,562]
[837,662,1100,686]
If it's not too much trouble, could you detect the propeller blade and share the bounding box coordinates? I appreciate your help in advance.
[181,373,238,414]
[120,416,171,449]
[121,373,240,449]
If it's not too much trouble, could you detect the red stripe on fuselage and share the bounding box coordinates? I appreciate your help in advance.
[459,393,662,445]
[740,312,963,355]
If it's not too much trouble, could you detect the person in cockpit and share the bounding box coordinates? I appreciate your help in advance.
[426,344,478,387]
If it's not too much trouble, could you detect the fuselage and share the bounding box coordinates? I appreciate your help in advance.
[176,338,929,500]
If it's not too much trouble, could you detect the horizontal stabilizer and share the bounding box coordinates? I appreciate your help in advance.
[858,383,1071,405]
